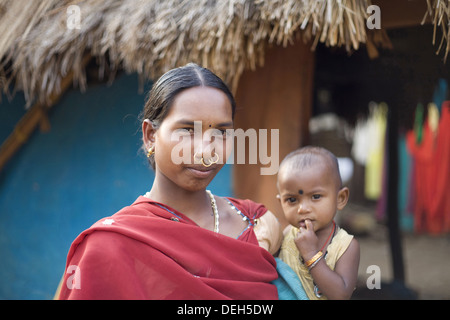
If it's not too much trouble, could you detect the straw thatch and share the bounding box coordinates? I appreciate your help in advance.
[0,0,377,107]
[423,0,450,61]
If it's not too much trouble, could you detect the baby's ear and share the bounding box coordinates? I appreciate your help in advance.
[276,194,281,203]
[337,187,350,210]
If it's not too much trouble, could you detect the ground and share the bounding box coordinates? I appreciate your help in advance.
[344,207,450,300]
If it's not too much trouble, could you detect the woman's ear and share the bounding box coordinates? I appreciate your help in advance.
[142,119,156,149]
[337,186,350,211]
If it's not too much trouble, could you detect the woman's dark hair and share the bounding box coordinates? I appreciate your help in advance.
[141,63,236,169]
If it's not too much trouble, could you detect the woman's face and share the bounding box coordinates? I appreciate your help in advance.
[144,86,234,192]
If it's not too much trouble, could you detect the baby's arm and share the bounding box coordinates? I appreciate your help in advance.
[308,238,359,299]
[295,220,360,300]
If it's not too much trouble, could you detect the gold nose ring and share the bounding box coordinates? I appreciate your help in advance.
[193,151,203,164]
[201,153,219,167]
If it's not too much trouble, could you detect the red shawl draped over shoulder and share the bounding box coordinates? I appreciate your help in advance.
[58,196,278,300]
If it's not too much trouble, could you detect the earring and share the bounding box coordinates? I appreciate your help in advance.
[147,146,155,158]
[201,152,219,167]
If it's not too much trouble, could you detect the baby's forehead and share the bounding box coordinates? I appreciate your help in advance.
[278,152,340,187]
[280,152,333,173]
[278,159,327,180]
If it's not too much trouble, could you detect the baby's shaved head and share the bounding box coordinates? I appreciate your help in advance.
[278,146,343,190]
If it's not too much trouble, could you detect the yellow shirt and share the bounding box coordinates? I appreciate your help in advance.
[278,226,354,300]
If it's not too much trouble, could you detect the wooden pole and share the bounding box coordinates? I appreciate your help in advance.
[385,103,417,299]
[386,104,405,282]
[234,40,315,228]
[0,55,91,172]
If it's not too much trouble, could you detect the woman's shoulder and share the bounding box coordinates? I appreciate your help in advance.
[114,196,162,216]
[70,197,178,249]
[224,197,268,220]
[113,195,186,221]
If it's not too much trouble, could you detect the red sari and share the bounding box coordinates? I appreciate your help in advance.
[58,196,278,300]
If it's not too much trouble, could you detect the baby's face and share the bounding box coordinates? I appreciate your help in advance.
[277,160,343,232]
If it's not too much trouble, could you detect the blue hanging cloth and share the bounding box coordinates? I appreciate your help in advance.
[432,78,448,112]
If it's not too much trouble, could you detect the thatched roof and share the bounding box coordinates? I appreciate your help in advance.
[0,0,445,107]
[0,0,384,107]
[425,0,450,61]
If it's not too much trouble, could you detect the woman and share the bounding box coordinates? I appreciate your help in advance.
[58,63,280,299]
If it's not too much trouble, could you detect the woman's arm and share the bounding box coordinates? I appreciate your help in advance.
[254,210,283,255]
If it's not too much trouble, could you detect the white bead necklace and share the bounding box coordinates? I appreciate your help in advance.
[143,190,251,234]
[206,190,219,233]
[206,190,253,234]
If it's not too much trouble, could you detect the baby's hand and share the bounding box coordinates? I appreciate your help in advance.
[294,219,320,261]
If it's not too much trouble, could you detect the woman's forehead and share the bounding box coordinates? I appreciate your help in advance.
[166,86,233,122]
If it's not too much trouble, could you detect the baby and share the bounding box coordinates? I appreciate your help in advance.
[277,146,360,300]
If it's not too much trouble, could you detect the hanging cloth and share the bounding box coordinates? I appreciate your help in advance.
[398,133,414,231]
[413,103,424,144]
[407,101,450,234]
[407,120,436,233]
[427,103,440,138]
[364,103,388,200]
[432,78,448,113]
[428,102,450,233]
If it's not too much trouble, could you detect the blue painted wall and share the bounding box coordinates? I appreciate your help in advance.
[0,73,232,299]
